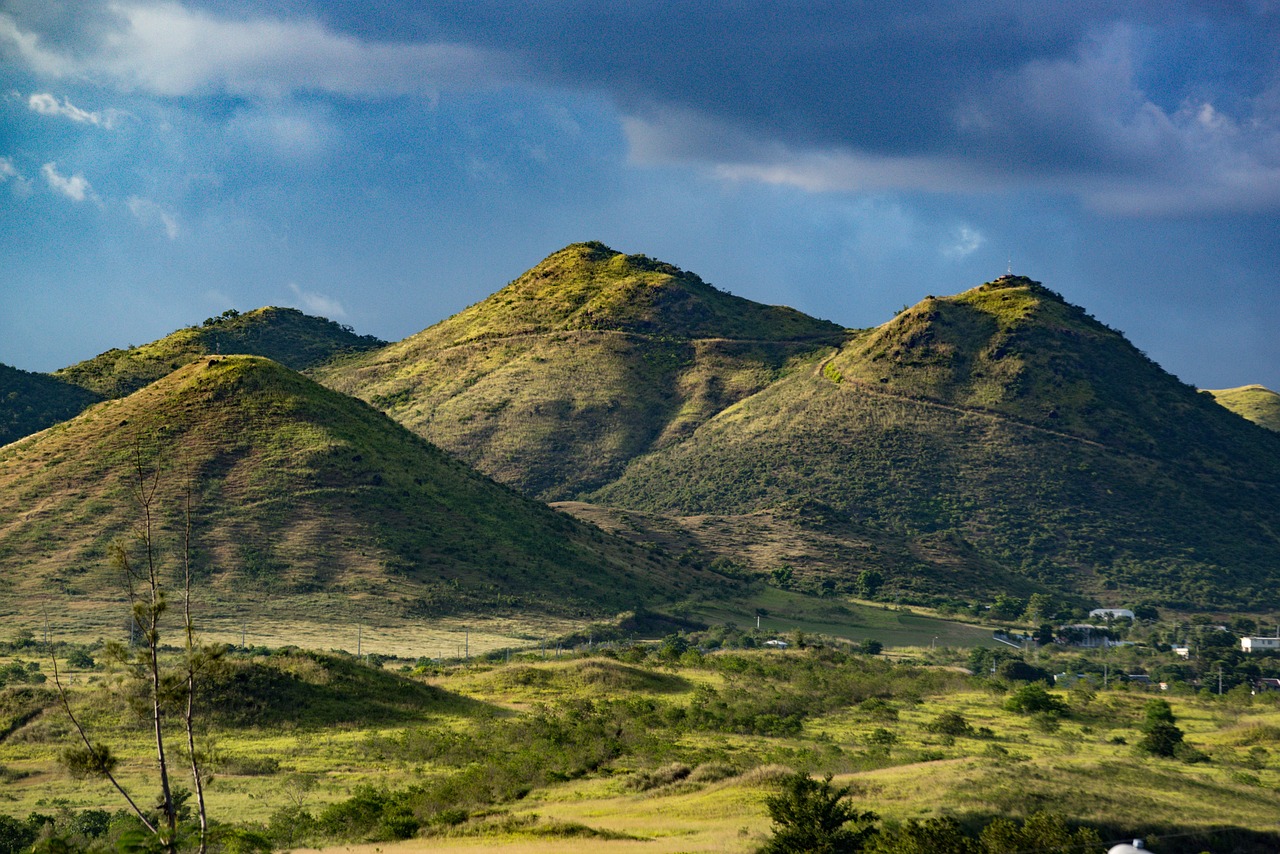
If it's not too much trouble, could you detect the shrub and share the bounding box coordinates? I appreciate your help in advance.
[925,712,973,737]
[759,772,878,854]
[627,762,692,791]
[1004,684,1067,716]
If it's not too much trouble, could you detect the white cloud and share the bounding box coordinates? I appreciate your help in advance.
[288,282,347,320]
[41,161,96,203]
[0,156,32,196]
[943,226,985,260]
[27,92,126,128]
[126,195,179,239]
[0,3,512,99]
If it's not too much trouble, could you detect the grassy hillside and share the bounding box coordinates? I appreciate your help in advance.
[592,277,1280,609]
[55,306,385,399]
[0,363,101,447]
[317,243,847,499]
[0,355,722,623]
[1207,385,1280,432]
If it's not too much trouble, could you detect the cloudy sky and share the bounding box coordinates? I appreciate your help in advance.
[2,1,1278,390]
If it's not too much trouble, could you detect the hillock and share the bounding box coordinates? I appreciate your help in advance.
[0,355,721,621]
[54,306,384,399]
[316,242,848,499]
[592,276,1280,608]
[1207,385,1280,432]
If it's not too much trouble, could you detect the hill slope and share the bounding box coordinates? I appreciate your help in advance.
[0,363,101,447]
[1207,385,1280,432]
[591,276,1280,609]
[316,242,847,499]
[55,306,385,399]
[0,356,717,620]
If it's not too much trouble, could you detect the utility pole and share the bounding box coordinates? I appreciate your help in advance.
[357,625,362,659]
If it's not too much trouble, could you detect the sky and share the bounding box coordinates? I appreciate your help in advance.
[1,1,1278,390]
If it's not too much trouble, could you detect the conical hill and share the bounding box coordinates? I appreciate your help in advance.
[593,276,1280,609]
[0,355,715,620]
[317,243,847,499]
[55,306,385,399]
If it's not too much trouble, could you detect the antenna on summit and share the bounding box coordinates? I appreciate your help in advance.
[1007,256,1012,275]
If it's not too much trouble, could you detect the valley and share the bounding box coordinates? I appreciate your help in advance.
[3,242,1280,852]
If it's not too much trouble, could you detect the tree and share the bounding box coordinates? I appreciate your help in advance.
[1004,684,1068,716]
[1137,699,1185,758]
[759,772,878,854]
[52,438,219,853]
[856,570,884,598]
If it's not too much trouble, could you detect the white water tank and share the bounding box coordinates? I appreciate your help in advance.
[1108,842,1145,854]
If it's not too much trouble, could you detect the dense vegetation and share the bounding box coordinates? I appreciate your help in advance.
[0,355,724,622]
[315,242,848,498]
[5,626,1280,853]
[0,363,100,447]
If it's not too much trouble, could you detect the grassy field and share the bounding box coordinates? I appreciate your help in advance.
[4,628,1280,853]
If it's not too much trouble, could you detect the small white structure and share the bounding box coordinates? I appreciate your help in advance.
[1241,636,1280,653]
[1172,646,1190,659]
[1089,608,1135,620]
[763,639,789,649]
[1108,842,1145,854]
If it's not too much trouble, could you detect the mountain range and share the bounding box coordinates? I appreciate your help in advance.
[4,243,1280,615]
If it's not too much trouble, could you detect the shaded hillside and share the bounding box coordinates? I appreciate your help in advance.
[0,356,719,620]
[317,242,847,499]
[55,306,385,399]
[0,363,101,447]
[592,276,1280,609]
[1208,385,1280,432]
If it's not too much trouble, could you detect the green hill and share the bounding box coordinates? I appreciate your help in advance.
[0,363,101,447]
[0,355,719,621]
[316,242,847,499]
[590,276,1280,609]
[54,306,385,399]
[1207,385,1280,432]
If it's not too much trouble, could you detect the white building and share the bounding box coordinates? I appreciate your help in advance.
[1241,636,1280,653]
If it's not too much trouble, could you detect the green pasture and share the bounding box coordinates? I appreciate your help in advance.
[4,635,1280,852]
[684,588,1001,649]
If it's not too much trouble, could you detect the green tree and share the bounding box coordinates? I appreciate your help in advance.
[1137,699,1185,757]
[759,773,878,854]
[856,570,885,598]
[865,816,978,853]
[1004,684,1068,716]
[978,812,1102,851]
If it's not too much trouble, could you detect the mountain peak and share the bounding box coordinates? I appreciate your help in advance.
[420,242,845,346]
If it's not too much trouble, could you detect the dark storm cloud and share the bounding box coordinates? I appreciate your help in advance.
[284,0,1280,214]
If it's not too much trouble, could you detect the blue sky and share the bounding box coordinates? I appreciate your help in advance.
[2,1,1278,390]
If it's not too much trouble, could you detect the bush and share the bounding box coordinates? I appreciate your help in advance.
[1004,684,1067,716]
[627,762,692,791]
[925,712,973,737]
[759,773,877,854]
[1138,721,1185,758]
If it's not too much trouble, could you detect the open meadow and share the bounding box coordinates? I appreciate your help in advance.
[4,615,1280,853]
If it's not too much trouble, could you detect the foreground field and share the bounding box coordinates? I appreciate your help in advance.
[3,632,1280,853]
